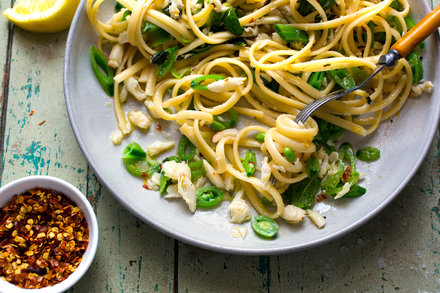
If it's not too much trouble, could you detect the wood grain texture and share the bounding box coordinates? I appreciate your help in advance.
[0,0,439,291]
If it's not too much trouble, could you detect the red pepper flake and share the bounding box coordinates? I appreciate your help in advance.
[342,166,353,182]
[39,120,46,126]
[155,124,162,132]
[316,193,327,202]
[29,110,35,116]
[142,184,150,190]
[0,188,89,289]
[249,18,254,23]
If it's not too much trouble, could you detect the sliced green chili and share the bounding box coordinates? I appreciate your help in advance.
[189,160,206,180]
[284,147,295,163]
[251,215,279,238]
[190,74,226,90]
[177,136,196,161]
[243,150,257,177]
[196,186,224,208]
[151,46,178,77]
[124,158,160,177]
[171,67,191,79]
[308,71,325,90]
[210,108,238,132]
[275,24,309,43]
[327,68,356,90]
[255,132,265,142]
[121,142,146,161]
[90,46,115,96]
[406,51,423,84]
[306,156,320,178]
[224,8,243,35]
[162,155,181,163]
[159,173,171,195]
[356,146,380,161]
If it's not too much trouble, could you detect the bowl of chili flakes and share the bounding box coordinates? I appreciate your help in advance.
[0,176,98,292]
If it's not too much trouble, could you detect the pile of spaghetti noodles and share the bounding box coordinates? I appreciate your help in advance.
[86,0,427,231]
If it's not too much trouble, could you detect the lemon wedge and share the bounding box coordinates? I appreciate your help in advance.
[3,0,80,33]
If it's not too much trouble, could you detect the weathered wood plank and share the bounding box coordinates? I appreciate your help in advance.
[178,242,269,293]
[270,132,440,292]
[70,177,175,293]
[0,29,87,187]
[0,26,175,292]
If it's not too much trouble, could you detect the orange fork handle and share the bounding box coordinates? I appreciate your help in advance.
[391,4,440,58]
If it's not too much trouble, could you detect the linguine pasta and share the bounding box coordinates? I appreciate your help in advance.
[86,0,430,235]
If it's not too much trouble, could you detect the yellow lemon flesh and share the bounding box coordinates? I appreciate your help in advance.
[3,0,80,33]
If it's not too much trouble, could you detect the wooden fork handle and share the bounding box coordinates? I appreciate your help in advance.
[391,4,440,58]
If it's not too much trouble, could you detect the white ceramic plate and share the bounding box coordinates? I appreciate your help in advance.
[64,0,440,255]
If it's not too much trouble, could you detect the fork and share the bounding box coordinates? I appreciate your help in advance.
[294,3,440,124]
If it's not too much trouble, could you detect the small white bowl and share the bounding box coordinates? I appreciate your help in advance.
[0,176,99,293]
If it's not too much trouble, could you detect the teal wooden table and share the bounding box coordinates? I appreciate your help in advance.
[0,0,439,291]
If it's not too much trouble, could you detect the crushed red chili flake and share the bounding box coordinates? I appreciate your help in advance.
[342,166,353,182]
[155,123,162,132]
[316,193,327,203]
[29,110,35,116]
[0,188,89,289]
[38,120,46,126]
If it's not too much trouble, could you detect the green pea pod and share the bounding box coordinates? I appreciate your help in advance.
[190,74,225,90]
[224,8,243,35]
[177,136,197,161]
[121,142,146,161]
[406,51,423,84]
[404,15,425,49]
[90,46,115,96]
[339,142,356,171]
[251,215,279,238]
[243,150,257,177]
[342,184,367,198]
[306,157,320,178]
[275,24,309,43]
[327,68,356,90]
[255,132,265,142]
[308,71,325,90]
[284,147,295,163]
[151,46,178,77]
[211,109,239,132]
[356,146,380,161]
[196,186,224,208]
[159,173,171,195]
